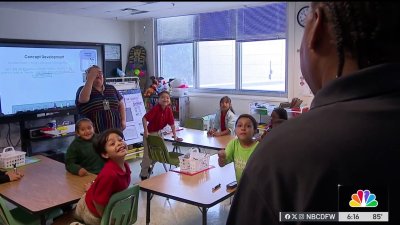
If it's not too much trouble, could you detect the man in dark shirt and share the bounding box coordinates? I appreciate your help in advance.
[227,2,400,224]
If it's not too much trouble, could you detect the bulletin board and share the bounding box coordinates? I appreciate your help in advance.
[103,43,122,78]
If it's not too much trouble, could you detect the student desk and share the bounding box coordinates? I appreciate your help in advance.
[0,155,96,225]
[139,154,236,225]
[163,128,235,150]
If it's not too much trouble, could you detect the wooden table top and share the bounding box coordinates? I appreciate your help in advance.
[139,154,236,207]
[0,155,97,214]
[163,128,235,150]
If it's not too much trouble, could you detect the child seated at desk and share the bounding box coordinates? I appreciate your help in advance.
[65,118,104,176]
[218,114,259,182]
[73,128,131,225]
[259,107,288,140]
[208,96,237,137]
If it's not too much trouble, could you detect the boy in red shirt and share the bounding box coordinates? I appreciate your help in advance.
[73,128,131,225]
[140,91,181,180]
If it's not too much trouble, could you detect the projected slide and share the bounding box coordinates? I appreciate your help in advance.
[0,47,98,115]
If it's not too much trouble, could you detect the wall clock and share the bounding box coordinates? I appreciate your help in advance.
[297,6,309,28]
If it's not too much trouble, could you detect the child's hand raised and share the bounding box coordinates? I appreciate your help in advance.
[217,150,226,167]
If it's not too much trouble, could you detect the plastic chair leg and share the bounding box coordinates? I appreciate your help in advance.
[172,145,181,153]
[162,163,168,172]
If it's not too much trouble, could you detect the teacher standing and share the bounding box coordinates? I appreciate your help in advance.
[76,65,126,133]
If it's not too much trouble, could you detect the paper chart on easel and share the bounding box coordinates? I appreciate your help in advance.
[119,89,146,145]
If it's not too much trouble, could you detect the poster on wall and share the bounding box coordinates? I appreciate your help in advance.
[104,44,121,60]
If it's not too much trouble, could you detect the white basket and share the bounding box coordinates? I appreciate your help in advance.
[179,148,210,174]
[0,147,26,169]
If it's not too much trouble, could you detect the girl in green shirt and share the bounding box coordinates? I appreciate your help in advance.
[218,114,258,182]
[65,118,104,176]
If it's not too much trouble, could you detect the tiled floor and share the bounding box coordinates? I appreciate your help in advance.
[127,145,231,225]
[9,143,231,225]
[133,192,231,225]
[16,144,230,225]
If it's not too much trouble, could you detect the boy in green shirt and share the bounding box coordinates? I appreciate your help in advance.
[218,114,258,182]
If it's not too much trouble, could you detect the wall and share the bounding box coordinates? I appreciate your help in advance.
[0,8,132,149]
[0,8,132,67]
[292,2,314,106]
[130,19,156,90]
[0,2,314,148]
[133,2,314,121]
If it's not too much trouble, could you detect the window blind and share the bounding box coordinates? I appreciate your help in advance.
[237,3,287,41]
[157,15,197,44]
[157,3,287,44]
[198,9,236,41]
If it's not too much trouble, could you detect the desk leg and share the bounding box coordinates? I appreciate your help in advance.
[202,207,207,225]
[146,192,151,225]
[40,215,46,225]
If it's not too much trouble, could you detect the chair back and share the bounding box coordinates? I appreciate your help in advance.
[147,135,172,164]
[183,118,204,130]
[100,185,140,225]
[0,196,14,225]
[0,196,61,225]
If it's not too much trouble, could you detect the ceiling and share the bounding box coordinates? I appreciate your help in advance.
[0,1,269,21]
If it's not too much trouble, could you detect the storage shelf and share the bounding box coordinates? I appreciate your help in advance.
[27,132,75,142]
[18,107,78,156]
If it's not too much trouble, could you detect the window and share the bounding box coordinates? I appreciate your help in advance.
[198,41,235,89]
[156,3,287,96]
[158,43,194,86]
[241,40,286,91]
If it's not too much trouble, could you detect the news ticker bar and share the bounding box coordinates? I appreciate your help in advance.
[279,212,388,222]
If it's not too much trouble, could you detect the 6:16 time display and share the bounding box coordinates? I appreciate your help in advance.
[339,212,388,222]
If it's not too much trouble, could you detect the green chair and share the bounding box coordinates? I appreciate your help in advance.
[147,135,182,175]
[0,196,62,225]
[183,117,205,130]
[100,185,140,225]
[172,117,205,153]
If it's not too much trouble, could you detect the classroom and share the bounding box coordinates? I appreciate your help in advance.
[0,2,395,225]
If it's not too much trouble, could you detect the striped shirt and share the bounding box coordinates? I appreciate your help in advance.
[76,84,123,133]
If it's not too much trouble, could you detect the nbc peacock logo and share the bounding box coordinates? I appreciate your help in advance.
[349,189,378,207]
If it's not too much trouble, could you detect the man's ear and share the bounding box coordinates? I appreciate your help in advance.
[308,6,326,50]
[101,152,109,159]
